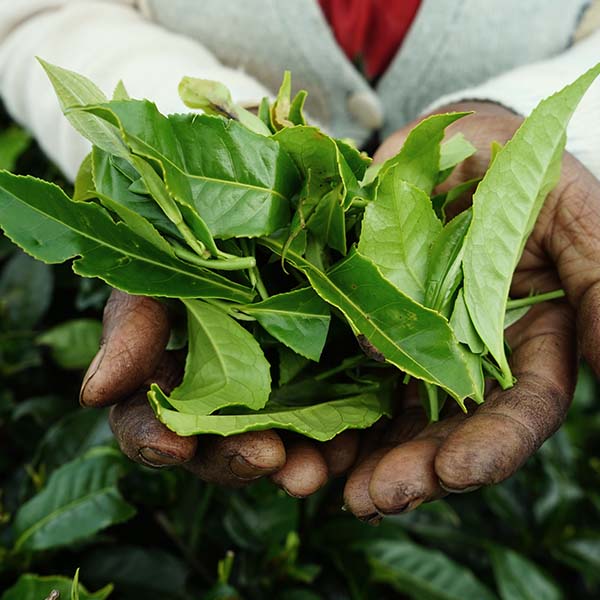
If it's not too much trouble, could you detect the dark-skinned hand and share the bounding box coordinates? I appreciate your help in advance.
[80,291,359,496]
[81,101,600,517]
[343,100,598,521]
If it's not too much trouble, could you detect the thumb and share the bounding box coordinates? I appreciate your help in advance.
[80,290,170,407]
[539,156,600,375]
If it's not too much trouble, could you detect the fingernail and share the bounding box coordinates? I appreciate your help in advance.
[280,486,305,499]
[439,481,481,494]
[79,346,105,406]
[229,455,268,481]
[139,447,181,467]
[358,512,382,526]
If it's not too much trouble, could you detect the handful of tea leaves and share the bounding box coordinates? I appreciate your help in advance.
[0,61,598,440]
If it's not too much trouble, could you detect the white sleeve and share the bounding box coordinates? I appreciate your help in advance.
[0,0,271,180]
[425,30,600,179]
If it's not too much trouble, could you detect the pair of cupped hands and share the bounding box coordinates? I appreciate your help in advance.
[80,101,600,523]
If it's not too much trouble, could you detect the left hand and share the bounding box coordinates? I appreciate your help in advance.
[342,101,600,521]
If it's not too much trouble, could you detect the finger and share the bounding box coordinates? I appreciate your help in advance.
[320,430,360,478]
[534,157,600,375]
[186,430,286,487]
[271,439,328,498]
[435,302,576,491]
[80,291,170,407]
[368,416,464,515]
[343,446,391,522]
[108,351,192,467]
[343,394,428,521]
[109,392,198,467]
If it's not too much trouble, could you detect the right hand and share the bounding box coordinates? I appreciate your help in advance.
[80,290,360,495]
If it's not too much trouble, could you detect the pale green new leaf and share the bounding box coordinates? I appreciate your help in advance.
[504,304,531,329]
[424,210,472,315]
[274,126,356,254]
[373,112,470,194]
[359,170,441,302]
[437,132,477,183]
[450,289,485,354]
[240,287,331,361]
[1,574,112,600]
[178,76,270,135]
[149,391,386,441]
[0,172,254,302]
[39,59,129,158]
[462,63,600,385]
[149,300,271,415]
[13,447,135,551]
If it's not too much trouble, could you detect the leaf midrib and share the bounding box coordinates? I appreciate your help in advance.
[3,181,248,298]
[274,243,459,391]
[15,485,124,550]
[126,130,288,201]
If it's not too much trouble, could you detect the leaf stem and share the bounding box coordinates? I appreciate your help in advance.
[314,355,366,381]
[241,239,269,300]
[483,358,515,390]
[203,298,257,321]
[172,243,256,270]
[506,289,565,310]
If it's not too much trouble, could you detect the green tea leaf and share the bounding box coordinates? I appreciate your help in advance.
[34,408,113,473]
[274,126,358,252]
[150,300,270,415]
[424,210,472,315]
[437,132,477,183]
[335,138,371,181]
[149,391,386,441]
[264,238,483,404]
[358,171,441,302]
[38,59,129,158]
[374,112,470,194]
[0,172,254,302]
[449,289,485,354]
[37,319,102,370]
[71,568,80,600]
[73,152,95,201]
[79,101,298,238]
[178,76,270,135]
[13,446,135,551]
[0,251,53,328]
[431,177,479,222]
[362,539,496,600]
[490,547,563,600]
[241,287,330,361]
[289,90,308,126]
[1,574,112,600]
[278,347,310,386]
[80,546,188,598]
[271,70,294,130]
[504,304,532,329]
[462,63,600,386]
[112,79,130,101]
[0,126,31,171]
[91,148,182,242]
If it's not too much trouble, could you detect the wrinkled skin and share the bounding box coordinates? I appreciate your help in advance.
[81,101,600,517]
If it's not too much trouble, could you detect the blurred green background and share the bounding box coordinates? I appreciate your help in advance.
[1,104,599,600]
